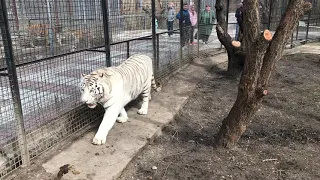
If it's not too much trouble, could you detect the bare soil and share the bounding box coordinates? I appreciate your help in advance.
[119,53,320,180]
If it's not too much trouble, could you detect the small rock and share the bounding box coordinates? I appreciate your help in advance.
[95,152,99,156]
[148,177,153,180]
[151,166,157,170]
[188,140,196,143]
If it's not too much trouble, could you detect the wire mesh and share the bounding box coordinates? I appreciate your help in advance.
[0,0,320,178]
[1,0,106,178]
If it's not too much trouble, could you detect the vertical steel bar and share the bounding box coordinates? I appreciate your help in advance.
[0,0,30,166]
[179,0,183,62]
[101,0,112,67]
[305,11,311,41]
[296,20,299,40]
[267,0,272,29]
[225,0,229,33]
[151,0,157,73]
[281,0,285,16]
[197,0,200,57]
[219,0,223,50]
[126,41,130,59]
[156,34,159,68]
[290,30,294,49]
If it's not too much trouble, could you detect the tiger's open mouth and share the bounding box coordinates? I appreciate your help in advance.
[87,103,97,108]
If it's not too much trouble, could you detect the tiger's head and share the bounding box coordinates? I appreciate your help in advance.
[80,72,111,108]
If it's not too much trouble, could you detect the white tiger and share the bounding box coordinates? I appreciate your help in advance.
[80,54,161,145]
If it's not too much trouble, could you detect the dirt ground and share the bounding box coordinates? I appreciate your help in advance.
[119,53,320,180]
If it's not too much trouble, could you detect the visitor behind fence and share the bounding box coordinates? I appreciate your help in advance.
[197,5,215,44]
[189,4,198,45]
[176,2,191,47]
[235,2,244,41]
[167,2,176,37]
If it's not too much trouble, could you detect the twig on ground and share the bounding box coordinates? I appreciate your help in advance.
[262,158,278,162]
[162,159,177,180]
[171,130,179,141]
[194,123,204,133]
[164,149,193,159]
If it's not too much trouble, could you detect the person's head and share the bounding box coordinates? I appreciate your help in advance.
[168,2,173,8]
[205,5,211,11]
[190,4,195,11]
[183,3,189,10]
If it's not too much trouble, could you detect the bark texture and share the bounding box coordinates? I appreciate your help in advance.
[215,0,312,148]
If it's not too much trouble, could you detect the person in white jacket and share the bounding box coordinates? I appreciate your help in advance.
[189,4,198,45]
[167,2,176,37]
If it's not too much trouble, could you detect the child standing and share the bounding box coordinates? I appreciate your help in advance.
[167,2,175,37]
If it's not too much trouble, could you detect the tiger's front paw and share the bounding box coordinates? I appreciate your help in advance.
[116,116,128,123]
[92,133,106,145]
[138,108,148,115]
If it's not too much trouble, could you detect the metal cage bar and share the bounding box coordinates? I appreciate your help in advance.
[0,0,30,167]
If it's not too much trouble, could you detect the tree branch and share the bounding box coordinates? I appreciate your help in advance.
[217,24,244,54]
[257,0,312,89]
[216,24,230,47]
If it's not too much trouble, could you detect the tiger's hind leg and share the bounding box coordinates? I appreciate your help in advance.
[148,74,161,101]
[151,74,161,92]
[138,85,151,115]
[116,108,128,123]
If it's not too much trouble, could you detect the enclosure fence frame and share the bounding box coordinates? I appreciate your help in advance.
[179,0,183,63]
[101,0,112,67]
[0,0,30,167]
[151,0,157,74]
[197,0,200,57]
[267,0,273,29]
[305,10,311,40]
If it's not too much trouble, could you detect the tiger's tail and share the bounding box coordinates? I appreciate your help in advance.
[151,74,161,92]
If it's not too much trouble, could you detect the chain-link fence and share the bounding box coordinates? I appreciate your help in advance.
[0,0,319,178]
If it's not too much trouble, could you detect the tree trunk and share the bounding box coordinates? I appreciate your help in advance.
[215,0,244,76]
[215,91,261,147]
[214,0,312,148]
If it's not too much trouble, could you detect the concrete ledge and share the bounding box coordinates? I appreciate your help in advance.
[4,55,221,180]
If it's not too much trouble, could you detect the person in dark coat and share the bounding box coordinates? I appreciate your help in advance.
[235,2,244,41]
[176,3,191,47]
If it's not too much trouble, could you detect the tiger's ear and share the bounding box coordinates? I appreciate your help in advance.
[99,73,103,77]
[81,73,86,77]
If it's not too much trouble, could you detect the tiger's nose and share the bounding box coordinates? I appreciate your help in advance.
[80,96,87,103]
